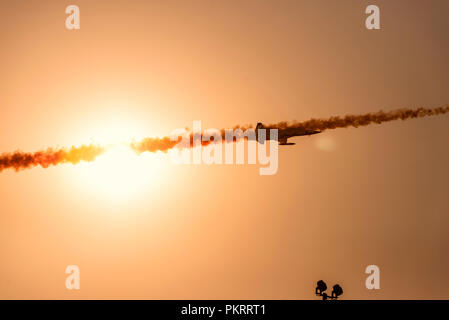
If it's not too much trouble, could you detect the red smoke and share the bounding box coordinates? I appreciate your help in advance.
[132,105,449,154]
[274,105,449,131]
[1,105,448,173]
[0,145,104,173]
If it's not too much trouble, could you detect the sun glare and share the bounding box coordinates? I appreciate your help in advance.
[75,144,170,201]
[69,118,172,201]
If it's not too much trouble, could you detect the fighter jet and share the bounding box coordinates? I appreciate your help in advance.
[255,122,320,145]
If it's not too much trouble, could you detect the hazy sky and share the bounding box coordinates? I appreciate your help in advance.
[1,0,449,299]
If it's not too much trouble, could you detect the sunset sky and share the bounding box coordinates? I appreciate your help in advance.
[1,0,449,299]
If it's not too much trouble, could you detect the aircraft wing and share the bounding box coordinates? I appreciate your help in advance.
[278,137,296,145]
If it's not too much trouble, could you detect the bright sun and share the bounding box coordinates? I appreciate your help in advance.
[71,119,171,201]
[77,145,169,200]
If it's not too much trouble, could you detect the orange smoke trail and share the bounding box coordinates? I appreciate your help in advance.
[1,105,448,172]
[0,145,105,173]
[130,134,230,154]
[276,105,449,132]
[132,105,449,154]
[130,137,180,154]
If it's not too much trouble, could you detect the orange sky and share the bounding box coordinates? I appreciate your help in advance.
[1,0,449,299]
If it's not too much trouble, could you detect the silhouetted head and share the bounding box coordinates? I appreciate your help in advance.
[316,280,327,293]
[332,284,343,298]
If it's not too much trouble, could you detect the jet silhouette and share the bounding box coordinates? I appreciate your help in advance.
[255,122,320,145]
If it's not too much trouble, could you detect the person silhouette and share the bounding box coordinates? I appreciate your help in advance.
[315,280,327,295]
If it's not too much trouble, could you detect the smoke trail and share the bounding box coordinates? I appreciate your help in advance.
[275,105,449,132]
[130,134,228,154]
[1,105,448,172]
[130,126,255,154]
[130,137,180,154]
[132,105,449,154]
[0,144,105,173]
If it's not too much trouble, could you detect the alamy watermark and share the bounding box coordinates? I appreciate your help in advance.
[65,5,80,30]
[169,121,279,176]
[64,4,380,31]
[65,265,80,290]
[365,265,380,290]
